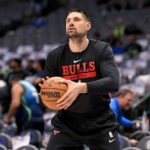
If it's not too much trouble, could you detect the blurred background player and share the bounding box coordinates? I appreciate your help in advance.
[3,75,44,134]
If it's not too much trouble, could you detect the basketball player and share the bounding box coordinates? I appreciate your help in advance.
[43,9,120,150]
[4,75,44,134]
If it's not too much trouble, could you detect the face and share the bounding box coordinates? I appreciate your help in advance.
[9,60,18,70]
[119,93,134,110]
[34,61,41,71]
[66,12,91,38]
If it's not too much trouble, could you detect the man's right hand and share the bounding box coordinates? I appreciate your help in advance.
[132,120,141,129]
[39,76,50,88]
[3,116,11,125]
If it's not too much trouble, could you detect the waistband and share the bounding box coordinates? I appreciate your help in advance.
[58,107,110,119]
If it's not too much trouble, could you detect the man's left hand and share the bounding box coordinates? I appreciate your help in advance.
[57,80,87,110]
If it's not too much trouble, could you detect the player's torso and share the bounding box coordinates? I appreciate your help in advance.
[51,41,118,131]
[17,81,42,119]
[55,41,110,113]
[61,42,99,83]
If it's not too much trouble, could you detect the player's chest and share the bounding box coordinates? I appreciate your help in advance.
[61,51,98,81]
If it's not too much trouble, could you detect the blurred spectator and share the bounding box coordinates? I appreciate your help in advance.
[110,89,139,129]
[7,58,29,83]
[0,79,10,114]
[104,31,122,48]
[30,0,44,16]
[104,31,124,54]
[124,35,143,57]
[0,64,4,79]
[25,59,36,75]
[34,59,45,79]
[31,16,47,28]
[125,23,143,35]
[33,59,45,92]
[107,0,122,11]
[3,75,44,134]
[113,18,125,39]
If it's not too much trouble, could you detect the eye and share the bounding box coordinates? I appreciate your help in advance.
[74,17,81,21]
[66,18,70,23]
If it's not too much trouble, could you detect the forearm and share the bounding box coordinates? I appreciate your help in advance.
[6,105,18,122]
[120,117,133,127]
[87,76,119,94]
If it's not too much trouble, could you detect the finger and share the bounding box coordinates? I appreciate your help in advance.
[64,104,70,110]
[58,102,69,110]
[58,79,67,84]
[59,79,72,84]
[57,95,72,108]
[64,101,73,110]
[41,78,46,82]
[39,83,43,88]
[57,90,71,104]
[57,94,74,109]
[46,76,50,79]
[57,99,69,108]
[57,95,70,107]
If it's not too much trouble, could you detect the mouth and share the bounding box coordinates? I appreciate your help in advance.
[68,27,75,32]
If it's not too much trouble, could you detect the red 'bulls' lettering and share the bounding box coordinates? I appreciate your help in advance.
[62,61,96,80]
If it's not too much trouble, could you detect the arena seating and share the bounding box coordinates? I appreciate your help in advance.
[16,145,38,150]
[118,134,131,149]
[0,133,12,149]
[0,144,7,150]
[122,147,141,150]
[137,136,150,150]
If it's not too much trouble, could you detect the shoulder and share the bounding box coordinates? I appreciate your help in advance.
[110,97,118,106]
[12,83,24,94]
[90,39,113,54]
[47,43,67,57]
[90,39,109,48]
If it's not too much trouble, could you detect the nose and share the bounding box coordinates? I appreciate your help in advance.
[68,20,74,26]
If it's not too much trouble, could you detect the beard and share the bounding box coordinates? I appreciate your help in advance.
[66,30,87,38]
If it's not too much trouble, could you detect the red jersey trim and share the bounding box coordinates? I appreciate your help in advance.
[63,71,96,80]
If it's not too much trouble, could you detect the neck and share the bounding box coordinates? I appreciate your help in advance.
[69,36,89,53]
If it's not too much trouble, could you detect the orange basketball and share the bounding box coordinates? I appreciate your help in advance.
[40,77,68,110]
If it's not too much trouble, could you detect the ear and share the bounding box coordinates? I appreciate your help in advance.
[86,22,91,31]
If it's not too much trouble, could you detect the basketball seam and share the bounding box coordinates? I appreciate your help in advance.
[40,88,67,92]
[42,99,57,102]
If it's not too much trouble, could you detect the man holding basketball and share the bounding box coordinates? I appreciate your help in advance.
[43,9,120,150]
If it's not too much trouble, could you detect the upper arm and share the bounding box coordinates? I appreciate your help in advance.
[86,43,119,94]
[11,84,24,107]
[110,100,118,118]
[99,44,119,80]
[45,51,58,77]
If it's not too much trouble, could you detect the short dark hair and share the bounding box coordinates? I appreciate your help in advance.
[10,58,22,67]
[36,59,45,70]
[9,73,25,83]
[67,8,91,22]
